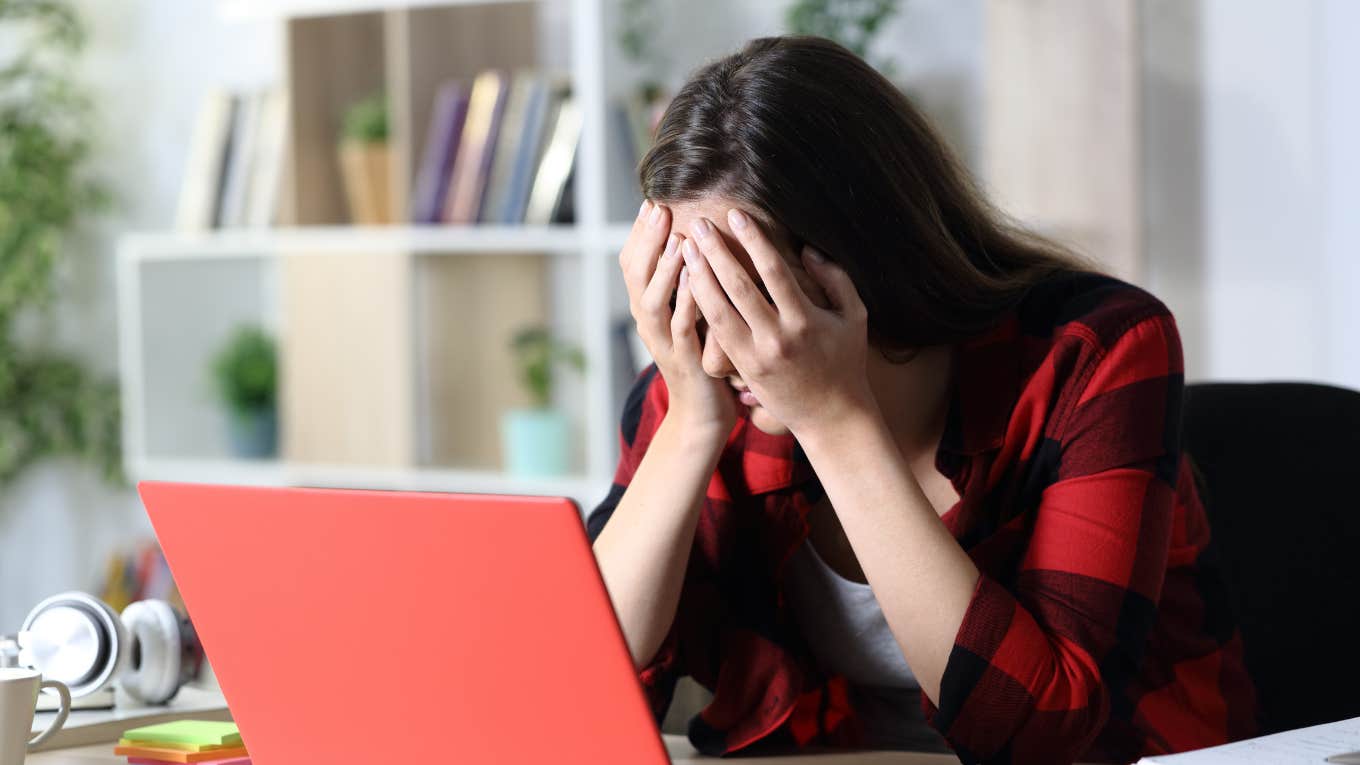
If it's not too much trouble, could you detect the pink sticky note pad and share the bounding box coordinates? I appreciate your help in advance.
[130,759,251,765]
[130,751,252,756]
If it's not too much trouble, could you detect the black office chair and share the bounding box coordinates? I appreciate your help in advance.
[1183,382,1360,734]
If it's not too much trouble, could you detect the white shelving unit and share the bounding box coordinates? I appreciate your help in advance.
[117,0,637,505]
[120,225,632,260]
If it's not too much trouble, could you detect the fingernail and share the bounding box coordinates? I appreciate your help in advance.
[638,199,650,219]
[648,202,664,227]
[663,234,678,258]
[727,209,747,230]
[679,267,689,289]
[682,238,698,262]
[804,245,826,263]
[691,218,712,240]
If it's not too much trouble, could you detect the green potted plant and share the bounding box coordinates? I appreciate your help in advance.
[337,93,392,224]
[785,0,902,77]
[502,326,585,477]
[210,324,278,459]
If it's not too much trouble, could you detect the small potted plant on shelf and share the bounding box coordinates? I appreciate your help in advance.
[338,92,392,224]
[211,324,279,459]
[502,326,585,477]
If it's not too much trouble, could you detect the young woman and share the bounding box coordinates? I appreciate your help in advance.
[587,36,1257,764]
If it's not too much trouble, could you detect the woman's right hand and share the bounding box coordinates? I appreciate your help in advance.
[621,199,737,436]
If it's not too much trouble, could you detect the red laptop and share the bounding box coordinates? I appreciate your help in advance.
[138,481,668,764]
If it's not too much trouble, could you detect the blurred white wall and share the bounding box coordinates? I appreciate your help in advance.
[1201,0,1327,381]
[0,0,279,630]
[1147,0,1360,388]
[1321,0,1360,389]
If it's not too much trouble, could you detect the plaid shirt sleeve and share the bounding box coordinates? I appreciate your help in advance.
[925,314,1185,764]
[584,365,685,725]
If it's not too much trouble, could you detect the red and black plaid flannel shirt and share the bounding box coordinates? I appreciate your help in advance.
[586,272,1258,764]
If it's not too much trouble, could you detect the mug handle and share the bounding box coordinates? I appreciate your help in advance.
[27,679,71,749]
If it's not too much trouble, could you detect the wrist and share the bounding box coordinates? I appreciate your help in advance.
[793,397,888,456]
[660,411,731,450]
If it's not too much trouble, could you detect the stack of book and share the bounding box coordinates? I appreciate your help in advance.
[411,70,580,226]
[113,720,250,764]
[176,89,289,231]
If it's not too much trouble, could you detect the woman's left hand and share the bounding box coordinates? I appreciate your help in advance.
[680,208,878,437]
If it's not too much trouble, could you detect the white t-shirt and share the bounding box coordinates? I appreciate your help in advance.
[782,536,951,752]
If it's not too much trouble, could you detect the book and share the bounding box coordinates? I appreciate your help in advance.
[244,88,288,228]
[410,80,468,224]
[496,75,555,224]
[523,94,580,225]
[479,71,541,224]
[442,70,510,224]
[217,91,261,228]
[1135,715,1360,764]
[175,90,234,230]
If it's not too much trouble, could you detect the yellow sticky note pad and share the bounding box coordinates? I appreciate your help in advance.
[122,720,242,747]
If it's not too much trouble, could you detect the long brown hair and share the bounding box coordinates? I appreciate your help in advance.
[640,35,1090,353]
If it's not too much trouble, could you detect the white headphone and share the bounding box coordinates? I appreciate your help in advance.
[12,591,202,705]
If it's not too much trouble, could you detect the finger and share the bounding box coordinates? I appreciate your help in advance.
[725,208,809,316]
[639,233,685,337]
[689,217,777,336]
[619,198,652,273]
[680,237,754,358]
[621,200,672,296]
[671,266,700,355]
[801,245,867,320]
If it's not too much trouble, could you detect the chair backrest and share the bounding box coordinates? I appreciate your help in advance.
[1183,382,1360,734]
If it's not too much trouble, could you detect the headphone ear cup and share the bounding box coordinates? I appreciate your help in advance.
[119,600,184,704]
[19,591,128,698]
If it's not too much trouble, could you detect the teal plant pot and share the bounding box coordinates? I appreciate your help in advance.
[501,408,571,477]
[228,405,278,459]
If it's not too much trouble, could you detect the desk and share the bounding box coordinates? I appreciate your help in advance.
[29,735,961,764]
[665,735,958,763]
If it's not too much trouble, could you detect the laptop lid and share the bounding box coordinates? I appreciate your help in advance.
[138,481,667,764]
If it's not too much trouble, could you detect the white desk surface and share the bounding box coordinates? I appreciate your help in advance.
[29,734,958,764]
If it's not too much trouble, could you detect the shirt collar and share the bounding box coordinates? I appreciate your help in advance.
[937,311,1022,458]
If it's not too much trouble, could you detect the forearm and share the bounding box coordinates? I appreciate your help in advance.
[796,409,979,704]
[592,414,726,671]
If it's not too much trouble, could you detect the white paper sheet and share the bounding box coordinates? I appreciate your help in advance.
[1139,716,1360,764]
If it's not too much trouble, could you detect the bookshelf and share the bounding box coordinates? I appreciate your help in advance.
[117,0,633,505]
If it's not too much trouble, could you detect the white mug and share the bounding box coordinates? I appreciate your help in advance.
[0,668,70,765]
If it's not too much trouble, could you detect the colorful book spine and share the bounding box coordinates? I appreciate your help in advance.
[523,94,581,225]
[497,75,554,224]
[410,80,468,224]
[175,90,234,231]
[218,91,260,229]
[442,70,510,224]
[480,71,540,224]
[244,88,288,228]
